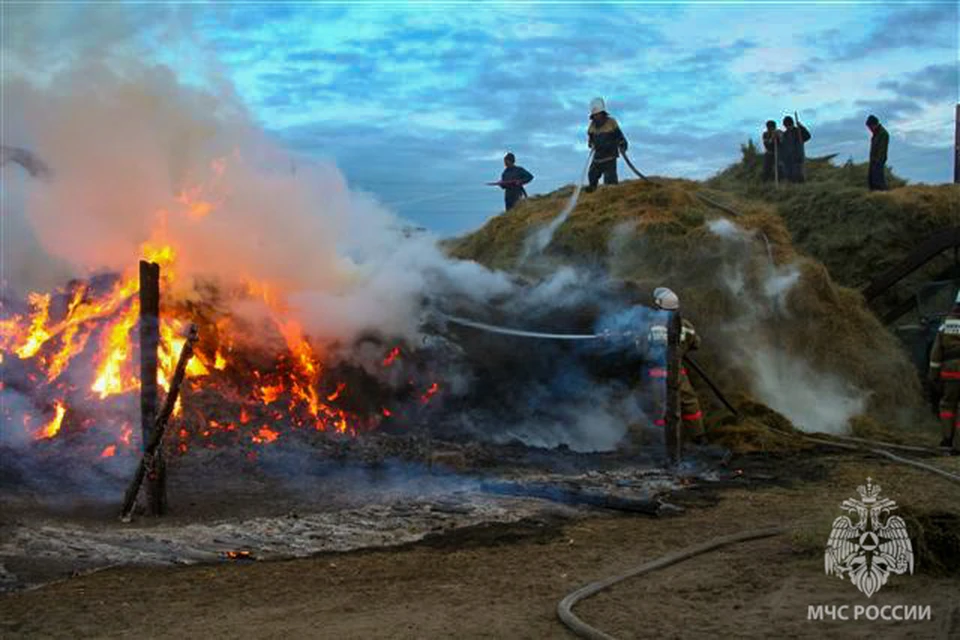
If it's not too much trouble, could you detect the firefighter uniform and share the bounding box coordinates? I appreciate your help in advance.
[585,98,627,192]
[929,309,960,451]
[640,313,705,441]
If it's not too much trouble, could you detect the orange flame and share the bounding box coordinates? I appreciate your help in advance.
[326,382,346,402]
[14,293,52,359]
[36,401,67,440]
[251,425,279,444]
[91,300,141,398]
[259,383,283,404]
[100,445,117,458]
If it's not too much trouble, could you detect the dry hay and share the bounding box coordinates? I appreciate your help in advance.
[446,175,931,447]
[707,142,960,322]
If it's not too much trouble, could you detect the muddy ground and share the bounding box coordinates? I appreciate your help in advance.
[2,449,958,639]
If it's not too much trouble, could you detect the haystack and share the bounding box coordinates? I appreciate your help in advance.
[447,173,931,444]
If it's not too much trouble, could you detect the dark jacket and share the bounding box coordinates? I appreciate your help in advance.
[762,130,782,154]
[588,116,628,163]
[780,124,811,166]
[870,124,889,166]
[500,165,534,198]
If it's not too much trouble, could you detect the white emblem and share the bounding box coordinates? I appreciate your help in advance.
[824,477,914,598]
[648,324,668,344]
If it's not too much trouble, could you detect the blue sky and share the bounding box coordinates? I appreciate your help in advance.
[9,1,960,236]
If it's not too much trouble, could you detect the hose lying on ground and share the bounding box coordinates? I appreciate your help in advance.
[557,527,788,640]
[557,435,960,639]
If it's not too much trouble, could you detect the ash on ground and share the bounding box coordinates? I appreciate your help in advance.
[0,431,722,592]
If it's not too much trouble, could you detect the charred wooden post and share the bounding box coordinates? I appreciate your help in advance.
[664,311,682,463]
[139,260,165,515]
[121,325,198,522]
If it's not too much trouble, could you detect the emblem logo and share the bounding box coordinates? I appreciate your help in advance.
[825,477,914,597]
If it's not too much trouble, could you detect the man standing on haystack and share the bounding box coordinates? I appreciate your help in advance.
[928,291,960,454]
[780,114,811,183]
[865,114,889,191]
[761,120,783,183]
[585,97,628,193]
[496,153,534,211]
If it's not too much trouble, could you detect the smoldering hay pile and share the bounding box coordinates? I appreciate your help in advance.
[0,7,649,480]
[447,177,930,439]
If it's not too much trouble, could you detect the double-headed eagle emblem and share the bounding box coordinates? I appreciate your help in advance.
[824,477,914,597]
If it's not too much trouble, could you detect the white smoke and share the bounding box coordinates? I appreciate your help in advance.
[0,6,522,350]
[708,217,868,434]
[1,5,632,457]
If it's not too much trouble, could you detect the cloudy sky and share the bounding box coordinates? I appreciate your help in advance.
[7,1,959,236]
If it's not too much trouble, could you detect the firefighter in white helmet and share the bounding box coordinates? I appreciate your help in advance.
[642,287,705,443]
[585,97,628,193]
[928,289,960,453]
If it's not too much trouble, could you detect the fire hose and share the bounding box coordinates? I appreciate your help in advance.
[437,312,740,416]
[622,149,746,218]
[557,527,789,640]
[557,435,960,640]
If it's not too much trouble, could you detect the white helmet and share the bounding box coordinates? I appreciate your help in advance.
[590,97,606,115]
[653,287,679,310]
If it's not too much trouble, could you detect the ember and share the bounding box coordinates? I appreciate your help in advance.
[383,346,401,367]
[421,382,440,404]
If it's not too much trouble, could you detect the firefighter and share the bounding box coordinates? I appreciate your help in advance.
[639,287,705,444]
[779,115,811,183]
[584,97,628,193]
[928,291,960,453]
[761,120,782,183]
[498,153,534,211]
[865,115,889,191]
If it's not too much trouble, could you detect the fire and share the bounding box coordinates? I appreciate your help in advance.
[326,382,346,402]
[259,383,283,404]
[383,347,401,367]
[421,382,440,404]
[14,293,52,359]
[0,160,423,460]
[91,300,141,398]
[251,425,279,444]
[36,401,67,440]
[159,318,209,389]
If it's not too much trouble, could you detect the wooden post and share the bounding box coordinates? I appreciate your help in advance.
[139,260,165,515]
[122,326,198,522]
[664,311,682,463]
[954,104,959,185]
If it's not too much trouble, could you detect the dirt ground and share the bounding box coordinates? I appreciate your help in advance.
[2,452,958,639]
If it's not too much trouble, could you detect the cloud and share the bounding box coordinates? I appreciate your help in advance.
[823,4,957,61]
[877,63,958,103]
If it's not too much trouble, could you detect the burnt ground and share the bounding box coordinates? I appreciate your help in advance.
[1,441,959,639]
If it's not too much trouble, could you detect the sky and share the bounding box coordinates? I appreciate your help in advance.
[5,1,959,236]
